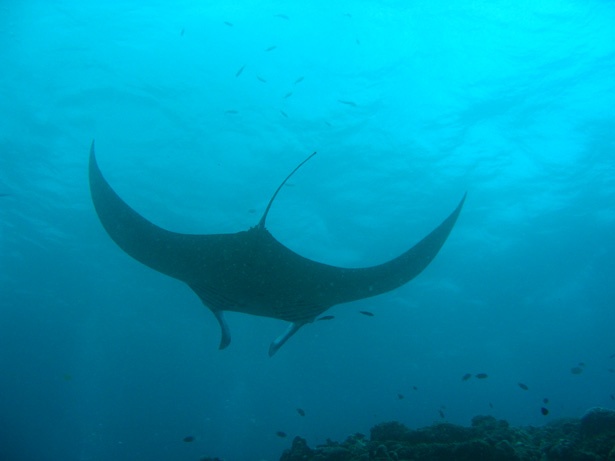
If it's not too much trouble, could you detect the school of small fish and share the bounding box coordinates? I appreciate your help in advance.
[172,320,609,450]
[177,12,364,119]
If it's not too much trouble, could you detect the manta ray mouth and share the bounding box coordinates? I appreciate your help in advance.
[88,140,465,355]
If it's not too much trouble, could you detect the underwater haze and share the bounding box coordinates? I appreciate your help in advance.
[1,0,614,460]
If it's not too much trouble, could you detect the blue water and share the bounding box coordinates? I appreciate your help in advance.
[1,1,614,460]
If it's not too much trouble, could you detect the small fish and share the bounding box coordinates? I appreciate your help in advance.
[180,28,185,36]
[475,373,488,379]
[265,45,277,52]
[438,409,445,418]
[540,407,549,416]
[344,13,352,18]
[257,76,267,83]
[274,13,290,20]
[610,353,615,359]
[224,21,234,27]
[317,315,335,321]
[359,311,374,317]
[570,366,583,375]
[225,110,238,114]
[248,209,256,214]
[338,99,357,107]
[296,408,305,416]
[183,436,195,442]
[462,373,472,381]
[294,76,304,84]
[280,110,288,118]
[543,397,549,404]
[276,431,287,438]
[397,393,404,400]
[489,402,494,408]
[283,92,293,99]
[578,362,586,368]
[235,65,245,77]
[518,382,529,391]
[412,386,418,391]
[0,193,10,197]
[610,394,614,400]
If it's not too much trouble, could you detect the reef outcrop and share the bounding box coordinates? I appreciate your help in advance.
[279,407,615,461]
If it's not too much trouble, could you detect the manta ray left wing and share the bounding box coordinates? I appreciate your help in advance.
[89,141,465,355]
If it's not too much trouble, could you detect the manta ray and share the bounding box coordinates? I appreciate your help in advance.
[89,141,465,355]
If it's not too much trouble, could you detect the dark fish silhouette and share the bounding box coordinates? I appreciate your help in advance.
[89,141,464,355]
[518,382,529,390]
[276,431,287,438]
[397,393,404,400]
[338,99,357,107]
[296,408,305,416]
[570,366,583,375]
[359,310,374,316]
[235,65,245,77]
[183,436,195,443]
[317,315,335,321]
[543,397,549,404]
[540,407,549,416]
[475,373,488,379]
[462,373,472,381]
[265,45,277,52]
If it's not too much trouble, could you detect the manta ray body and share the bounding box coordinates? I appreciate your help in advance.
[88,141,465,355]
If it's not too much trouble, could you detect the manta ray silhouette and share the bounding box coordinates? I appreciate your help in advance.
[89,141,465,355]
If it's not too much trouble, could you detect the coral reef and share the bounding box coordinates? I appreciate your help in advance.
[280,408,615,461]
